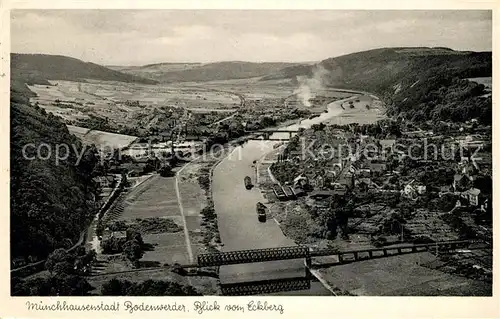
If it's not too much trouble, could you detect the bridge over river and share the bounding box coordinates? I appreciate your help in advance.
[212,96,356,295]
[199,239,486,295]
[87,239,486,296]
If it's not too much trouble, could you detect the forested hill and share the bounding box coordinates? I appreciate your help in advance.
[11,53,158,85]
[263,47,492,124]
[10,87,99,266]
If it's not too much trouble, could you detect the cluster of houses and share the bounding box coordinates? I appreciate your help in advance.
[272,128,490,212]
[124,140,204,160]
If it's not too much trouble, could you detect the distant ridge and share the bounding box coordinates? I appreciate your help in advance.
[261,46,492,124]
[261,47,489,82]
[110,61,301,83]
[11,53,158,85]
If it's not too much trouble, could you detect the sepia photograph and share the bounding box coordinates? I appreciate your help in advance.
[8,8,493,299]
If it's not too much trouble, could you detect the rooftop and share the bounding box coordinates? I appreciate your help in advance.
[467,188,481,196]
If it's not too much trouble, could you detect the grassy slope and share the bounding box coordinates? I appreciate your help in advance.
[11,53,158,85]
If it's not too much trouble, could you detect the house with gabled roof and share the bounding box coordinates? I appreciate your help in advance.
[465,188,481,206]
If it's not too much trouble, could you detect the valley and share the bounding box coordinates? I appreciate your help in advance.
[10,46,492,297]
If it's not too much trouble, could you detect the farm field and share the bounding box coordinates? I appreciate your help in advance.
[403,209,460,242]
[27,76,368,136]
[82,80,241,107]
[28,79,244,134]
[176,162,208,256]
[100,175,191,268]
[32,79,242,108]
[67,125,138,150]
[191,77,296,101]
[79,130,138,150]
[67,125,140,154]
[323,94,385,125]
[67,124,90,137]
[317,251,491,296]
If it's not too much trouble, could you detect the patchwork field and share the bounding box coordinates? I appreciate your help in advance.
[195,77,296,100]
[28,79,244,134]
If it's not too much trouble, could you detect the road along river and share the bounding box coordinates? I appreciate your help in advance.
[212,94,382,294]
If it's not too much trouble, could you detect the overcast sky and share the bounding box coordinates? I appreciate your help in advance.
[11,10,492,66]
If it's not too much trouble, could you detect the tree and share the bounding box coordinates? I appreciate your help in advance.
[51,273,94,296]
[126,227,144,245]
[122,239,144,268]
[386,157,400,172]
[312,123,326,131]
[52,261,74,275]
[397,201,414,219]
[227,121,244,138]
[75,249,97,274]
[12,273,93,296]
[474,175,492,195]
[159,164,173,177]
[45,248,73,275]
[101,278,132,296]
[435,193,459,212]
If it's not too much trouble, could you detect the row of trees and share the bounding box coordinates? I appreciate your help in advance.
[12,247,97,296]
[12,244,203,296]
[101,278,200,296]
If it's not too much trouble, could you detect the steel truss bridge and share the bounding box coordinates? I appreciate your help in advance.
[204,239,488,295]
[85,240,488,295]
[197,240,486,268]
[244,129,300,141]
[220,275,312,296]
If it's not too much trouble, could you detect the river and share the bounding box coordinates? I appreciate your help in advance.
[212,94,375,295]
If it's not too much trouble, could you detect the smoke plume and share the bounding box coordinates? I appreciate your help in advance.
[293,65,328,107]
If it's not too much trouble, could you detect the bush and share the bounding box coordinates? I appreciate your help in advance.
[371,236,388,247]
[201,206,216,219]
[171,263,187,276]
[198,174,210,192]
[136,217,182,233]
